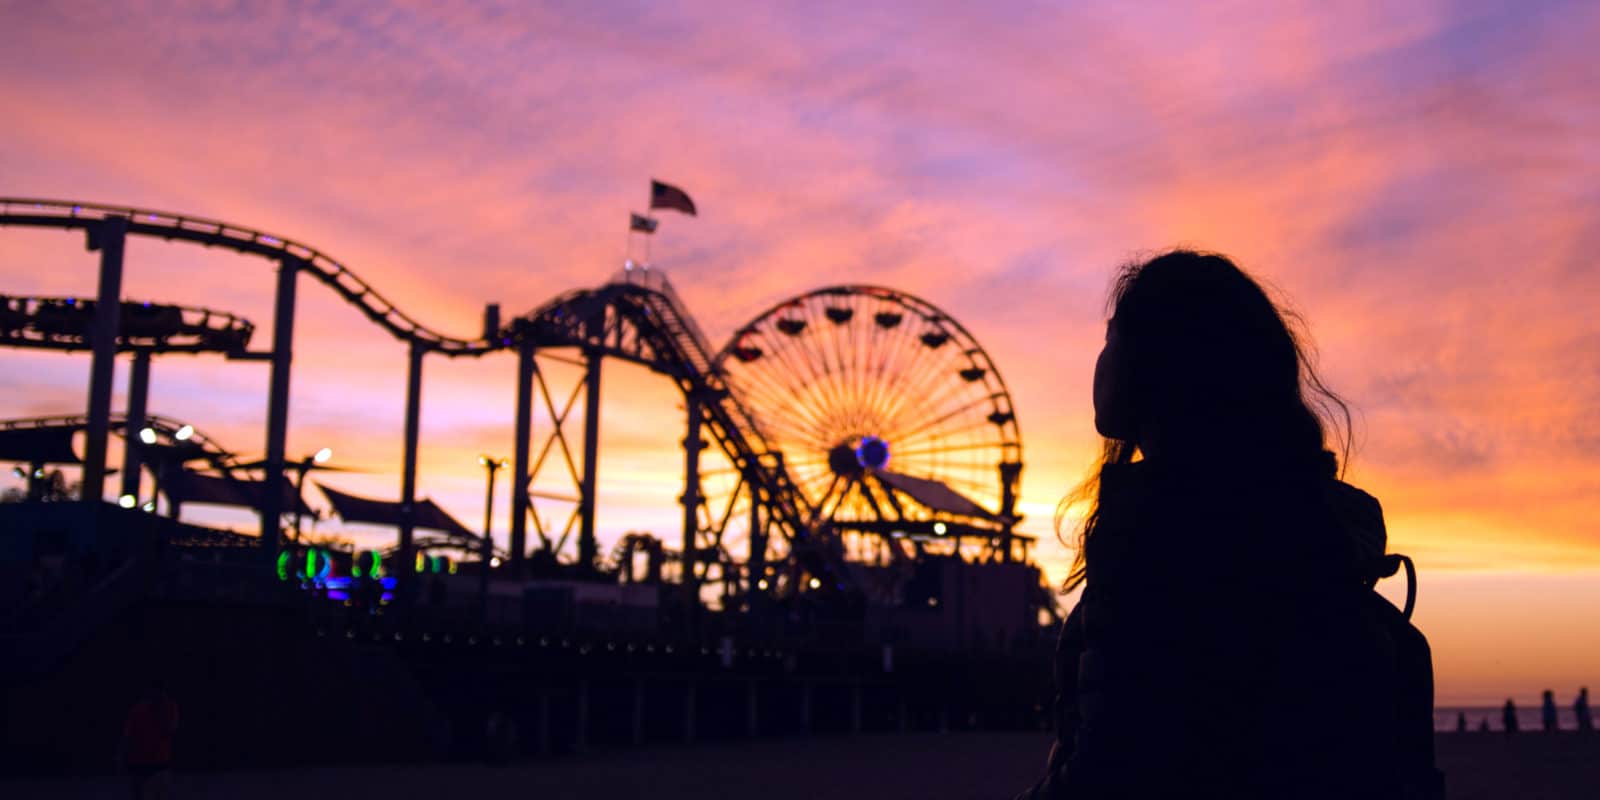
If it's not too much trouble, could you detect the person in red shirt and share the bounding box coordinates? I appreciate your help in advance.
[122,679,179,799]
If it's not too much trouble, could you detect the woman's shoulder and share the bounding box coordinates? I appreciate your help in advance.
[1320,478,1387,561]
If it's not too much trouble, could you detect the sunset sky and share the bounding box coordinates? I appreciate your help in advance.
[2,1,1597,703]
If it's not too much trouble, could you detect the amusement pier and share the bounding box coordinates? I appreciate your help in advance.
[0,199,1056,771]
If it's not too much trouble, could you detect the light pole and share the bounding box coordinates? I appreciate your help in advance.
[292,447,333,545]
[479,455,506,624]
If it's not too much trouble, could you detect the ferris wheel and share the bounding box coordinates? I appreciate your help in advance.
[713,286,1022,562]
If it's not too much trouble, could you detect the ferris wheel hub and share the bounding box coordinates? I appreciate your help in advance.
[827,435,892,476]
[855,435,891,470]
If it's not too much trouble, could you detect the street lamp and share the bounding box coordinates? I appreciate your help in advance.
[478,455,507,623]
[478,455,506,536]
[292,448,333,544]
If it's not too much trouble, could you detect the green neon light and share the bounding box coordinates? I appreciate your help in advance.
[276,551,290,581]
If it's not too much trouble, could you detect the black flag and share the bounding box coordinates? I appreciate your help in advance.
[629,213,658,233]
[650,179,697,216]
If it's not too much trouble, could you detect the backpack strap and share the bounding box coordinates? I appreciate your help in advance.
[1375,553,1418,620]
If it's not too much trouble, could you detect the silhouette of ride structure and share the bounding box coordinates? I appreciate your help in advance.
[0,198,1043,642]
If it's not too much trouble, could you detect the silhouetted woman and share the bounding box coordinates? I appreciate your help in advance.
[1016,251,1428,799]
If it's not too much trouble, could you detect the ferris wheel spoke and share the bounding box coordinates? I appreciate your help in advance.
[737,335,813,403]
[848,294,871,418]
[896,425,992,464]
[783,454,833,475]
[798,469,838,494]
[868,307,937,434]
[857,301,896,428]
[875,325,966,429]
[733,359,839,448]
[804,298,860,431]
[741,391,835,451]
[887,372,990,441]
[763,308,852,436]
[895,347,981,427]
[858,324,914,434]
[891,384,998,444]
[809,473,846,516]
[827,295,874,433]
[790,460,832,485]
[886,440,1003,460]
[745,321,822,405]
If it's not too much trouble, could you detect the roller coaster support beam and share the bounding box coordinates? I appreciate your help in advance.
[260,256,299,566]
[81,216,127,502]
[747,484,766,608]
[120,350,151,503]
[578,349,601,571]
[510,340,535,576]
[999,461,1022,563]
[680,393,704,615]
[398,340,425,611]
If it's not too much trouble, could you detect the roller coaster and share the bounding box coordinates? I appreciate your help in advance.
[0,197,1034,629]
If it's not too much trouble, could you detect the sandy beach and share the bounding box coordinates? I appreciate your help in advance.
[3,731,1594,799]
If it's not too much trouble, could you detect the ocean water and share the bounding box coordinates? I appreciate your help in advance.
[1435,706,1589,732]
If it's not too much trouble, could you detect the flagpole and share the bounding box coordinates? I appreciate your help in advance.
[644,183,654,266]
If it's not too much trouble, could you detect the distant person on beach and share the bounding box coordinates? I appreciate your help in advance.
[1013,251,1439,800]
[122,678,179,799]
[1502,700,1519,736]
[1456,711,1467,733]
[1542,690,1559,732]
[1577,687,1593,733]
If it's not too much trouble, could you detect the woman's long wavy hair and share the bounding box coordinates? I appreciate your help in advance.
[1057,250,1352,592]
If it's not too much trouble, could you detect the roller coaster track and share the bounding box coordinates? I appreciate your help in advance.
[512,268,835,573]
[0,295,254,354]
[0,412,242,472]
[0,199,834,579]
[0,199,494,355]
